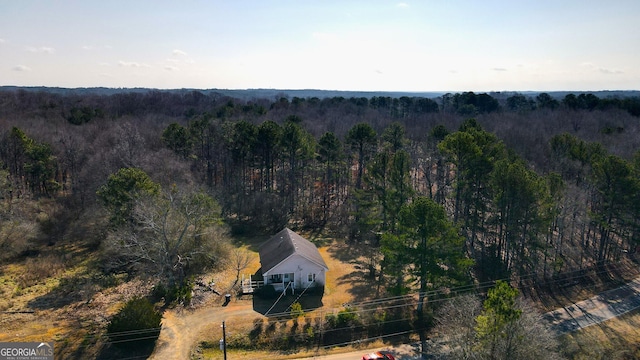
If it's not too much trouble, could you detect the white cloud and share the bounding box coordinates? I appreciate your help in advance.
[13,65,31,71]
[598,67,623,75]
[118,61,139,67]
[118,61,150,68]
[396,2,409,8]
[580,62,623,75]
[26,46,55,54]
[84,45,112,51]
[0,38,5,43]
[492,67,507,72]
[168,50,195,67]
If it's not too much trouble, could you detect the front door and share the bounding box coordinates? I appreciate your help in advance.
[283,272,294,284]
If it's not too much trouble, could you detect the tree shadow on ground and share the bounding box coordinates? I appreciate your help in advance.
[326,240,370,263]
[231,233,271,253]
[252,292,324,318]
[327,241,381,302]
[335,268,378,305]
[95,341,155,360]
[27,273,98,310]
[522,260,640,312]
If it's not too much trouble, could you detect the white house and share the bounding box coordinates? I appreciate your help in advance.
[254,228,329,294]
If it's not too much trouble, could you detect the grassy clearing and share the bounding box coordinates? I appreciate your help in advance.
[0,252,88,355]
[560,309,640,359]
[191,240,384,360]
[0,237,153,359]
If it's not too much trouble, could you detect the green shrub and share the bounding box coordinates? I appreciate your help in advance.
[336,307,360,327]
[151,278,193,306]
[169,278,193,305]
[151,283,167,302]
[290,302,305,319]
[226,332,253,349]
[107,297,162,350]
[324,307,363,346]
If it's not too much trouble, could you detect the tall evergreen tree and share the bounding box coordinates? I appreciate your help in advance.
[382,196,472,358]
[317,131,344,224]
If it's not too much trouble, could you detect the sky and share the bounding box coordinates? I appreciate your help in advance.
[1,1,639,92]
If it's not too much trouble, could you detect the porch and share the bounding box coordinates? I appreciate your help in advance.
[241,272,297,294]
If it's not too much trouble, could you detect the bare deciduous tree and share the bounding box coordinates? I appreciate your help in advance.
[231,248,254,289]
[434,294,482,359]
[102,187,229,286]
[434,294,561,360]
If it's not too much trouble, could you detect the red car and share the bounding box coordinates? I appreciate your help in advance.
[362,351,396,360]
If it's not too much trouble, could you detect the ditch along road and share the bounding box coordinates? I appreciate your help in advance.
[150,277,640,360]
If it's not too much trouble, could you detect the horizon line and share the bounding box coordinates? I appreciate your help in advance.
[1,85,639,94]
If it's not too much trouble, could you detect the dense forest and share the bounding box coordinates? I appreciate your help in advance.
[0,88,639,357]
[2,89,639,271]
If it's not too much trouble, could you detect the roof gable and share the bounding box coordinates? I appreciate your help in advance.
[258,228,328,273]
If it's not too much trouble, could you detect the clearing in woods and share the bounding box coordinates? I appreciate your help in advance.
[151,239,379,360]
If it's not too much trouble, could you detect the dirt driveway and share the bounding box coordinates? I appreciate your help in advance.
[150,298,258,360]
[150,242,367,360]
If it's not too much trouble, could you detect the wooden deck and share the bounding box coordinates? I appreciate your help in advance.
[241,277,264,294]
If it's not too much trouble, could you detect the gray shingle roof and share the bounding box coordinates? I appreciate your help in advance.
[258,228,328,273]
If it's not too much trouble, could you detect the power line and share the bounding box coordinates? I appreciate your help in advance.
[56,259,632,352]
[238,261,622,320]
[242,258,630,324]
[207,261,625,339]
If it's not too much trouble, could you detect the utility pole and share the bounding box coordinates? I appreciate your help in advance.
[222,321,227,360]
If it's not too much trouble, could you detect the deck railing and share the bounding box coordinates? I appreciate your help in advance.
[240,278,264,294]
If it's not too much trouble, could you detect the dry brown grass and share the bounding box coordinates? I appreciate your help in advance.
[319,245,362,307]
[0,256,85,351]
[4,225,640,360]
[15,254,67,288]
[192,239,378,360]
[522,259,640,313]
[560,309,640,359]
[0,241,155,359]
[196,236,371,310]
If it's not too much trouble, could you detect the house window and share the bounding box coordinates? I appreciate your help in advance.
[308,273,316,282]
[270,274,282,283]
